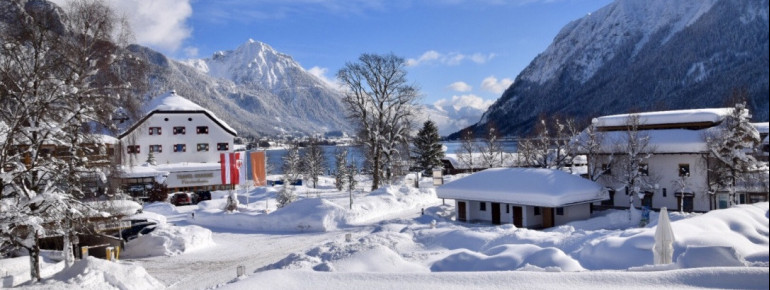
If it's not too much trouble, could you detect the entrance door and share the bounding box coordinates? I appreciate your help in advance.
[512,206,523,227]
[542,207,554,228]
[457,202,467,221]
[491,203,501,224]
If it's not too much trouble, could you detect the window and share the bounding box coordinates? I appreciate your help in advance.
[602,190,615,206]
[217,143,229,151]
[642,192,653,208]
[678,164,690,177]
[149,145,162,153]
[197,143,209,152]
[556,207,564,216]
[196,126,209,134]
[479,202,486,211]
[638,164,649,176]
[662,188,667,197]
[506,204,510,214]
[601,164,611,175]
[534,207,541,216]
[149,127,162,135]
[173,126,186,135]
[173,144,186,152]
[126,145,140,154]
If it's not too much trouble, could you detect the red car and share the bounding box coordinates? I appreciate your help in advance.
[170,192,192,206]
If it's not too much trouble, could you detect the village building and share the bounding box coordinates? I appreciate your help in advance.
[117,90,239,199]
[579,108,768,213]
[437,168,608,228]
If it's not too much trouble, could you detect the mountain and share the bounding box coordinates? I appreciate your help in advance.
[135,40,351,137]
[455,0,769,139]
[417,104,491,137]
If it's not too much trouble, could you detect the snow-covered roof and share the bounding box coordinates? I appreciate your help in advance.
[145,90,207,114]
[593,108,733,128]
[120,165,169,182]
[437,168,607,207]
[578,127,715,154]
[120,90,237,138]
[752,122,769,134]
[443,153,519,169]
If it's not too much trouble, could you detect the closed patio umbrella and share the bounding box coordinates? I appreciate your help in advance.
[653,207,676,264]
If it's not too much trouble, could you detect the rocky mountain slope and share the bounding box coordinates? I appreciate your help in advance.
[455,0,769,138]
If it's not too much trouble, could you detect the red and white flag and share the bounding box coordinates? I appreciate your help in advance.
[220,152,241,185]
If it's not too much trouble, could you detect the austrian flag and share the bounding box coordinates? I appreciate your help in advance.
[220,152,241,185]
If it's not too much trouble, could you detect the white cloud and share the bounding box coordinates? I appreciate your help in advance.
[307,66,342,90]
[407,51,495,67]
[447,81,472,92]
[433,94,495,112]
[481,76,514,94]
[183,46,199,58]
[51,0,194,53]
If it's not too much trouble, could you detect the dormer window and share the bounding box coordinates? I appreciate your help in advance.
[149,127,161,135]
[196,126,209,134]
[173,126,186,135]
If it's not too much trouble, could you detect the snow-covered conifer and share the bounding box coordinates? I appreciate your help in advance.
[413,120,444,173]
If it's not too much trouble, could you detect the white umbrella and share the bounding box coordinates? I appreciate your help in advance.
[653,207,676,264]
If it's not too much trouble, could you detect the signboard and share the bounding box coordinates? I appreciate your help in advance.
[433,168,444,186]
[165,170,221,188]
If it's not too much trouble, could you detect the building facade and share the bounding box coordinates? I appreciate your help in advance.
[117,91,238,198]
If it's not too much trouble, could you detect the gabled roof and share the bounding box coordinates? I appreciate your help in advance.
[593,108,733,131]
[437,168,607,207]
[119,91,237,139]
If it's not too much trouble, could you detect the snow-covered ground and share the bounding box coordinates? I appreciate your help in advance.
[2,175,768,289]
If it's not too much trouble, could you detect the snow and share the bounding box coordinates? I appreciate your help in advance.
[442,153,519,169]
[4,175,768,289]
[144,91,237,134]
[753,122,769,134]
[593,108,733,128]
[16,257,163,290]
[121,225,215,258]
[589,127,714,153]
[437,168,607,207]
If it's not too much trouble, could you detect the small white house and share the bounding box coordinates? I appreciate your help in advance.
[437,168,608,228]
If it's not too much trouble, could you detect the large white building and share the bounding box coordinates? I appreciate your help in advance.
[117,91,238,198]
[579,108,768,212]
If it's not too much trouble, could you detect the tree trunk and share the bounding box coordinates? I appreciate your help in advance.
[29,231,42,282]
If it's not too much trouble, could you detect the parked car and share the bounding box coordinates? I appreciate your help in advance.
[115,221,157,242]
[170,192,192,206]
[193,191,211,204]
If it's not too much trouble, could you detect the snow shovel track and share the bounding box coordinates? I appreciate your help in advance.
[131,231,334,290]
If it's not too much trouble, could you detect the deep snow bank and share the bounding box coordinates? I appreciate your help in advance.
[26,257,164,290]
[121,224,215,258]
[191,198,348,232]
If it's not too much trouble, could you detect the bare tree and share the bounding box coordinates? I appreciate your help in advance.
[337,53,420,190]
[480,122,503,168]
[574,122,614,181]
[704,100,762,206]
[302,139,325,189]
[0,0,144,280]
[612,114,658,219]
[456,128,477,172]
[517,116,578,169]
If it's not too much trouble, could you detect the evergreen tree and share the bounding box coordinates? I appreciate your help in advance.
[334,148,348,191]
[413,120,444,173]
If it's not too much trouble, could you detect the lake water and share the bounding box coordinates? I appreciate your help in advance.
[261,141,517,174]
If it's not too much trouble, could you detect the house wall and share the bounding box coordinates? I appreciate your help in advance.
[455,200,592,229]
[597,154,710,212]
[121,112,235,165]
[554,204,592,225]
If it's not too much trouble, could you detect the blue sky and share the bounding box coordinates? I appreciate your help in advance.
[56,0,613,109]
